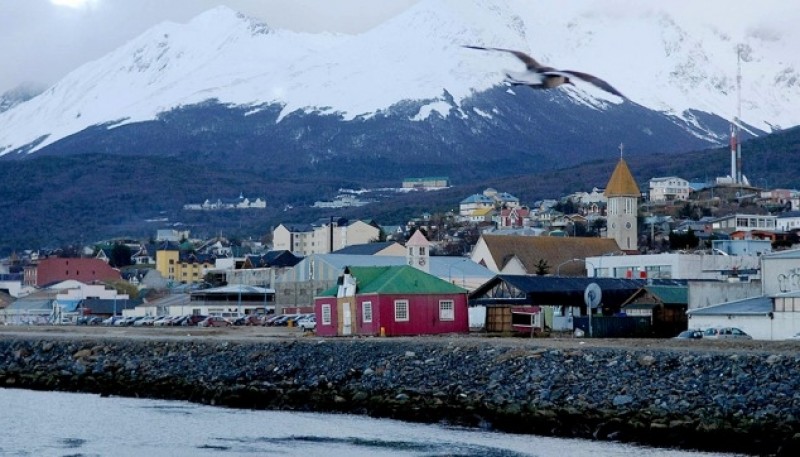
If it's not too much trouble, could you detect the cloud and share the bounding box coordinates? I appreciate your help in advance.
[0,0,419,94]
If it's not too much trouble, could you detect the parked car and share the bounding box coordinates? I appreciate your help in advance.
[262,314,286,326]
[181,315,208,327]
[702,327,752,340]
[673,329,704,340]
[786,332,800,340]
[198,316,232,328]
[115,316,138,326]
[297,315,316,332]
[152,316,172,326]
[133,316,156,327]
[102,316,123,326]
[232,315,263,326]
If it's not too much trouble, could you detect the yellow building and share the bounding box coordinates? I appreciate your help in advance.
[155,247,214,285]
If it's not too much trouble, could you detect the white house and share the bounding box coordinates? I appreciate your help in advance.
[649,176,690,202]
[712,213,778,233]
[459,194,495,217]
[272,219,381,256]
[776,211,800,232]
[585,251,762,281]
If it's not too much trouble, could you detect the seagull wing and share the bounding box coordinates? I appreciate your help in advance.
[463,45,547,71]
[557,70,625,98]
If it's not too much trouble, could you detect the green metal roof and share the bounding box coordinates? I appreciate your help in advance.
[319,265,467,297]
[644,285,688,305]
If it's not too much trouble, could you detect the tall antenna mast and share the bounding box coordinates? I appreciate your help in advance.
[730,44,743,185]
[736,44,743,185]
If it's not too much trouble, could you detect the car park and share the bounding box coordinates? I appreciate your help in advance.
[702,327,752,340]
[673,329,703,340]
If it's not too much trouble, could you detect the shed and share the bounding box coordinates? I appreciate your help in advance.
[621,285,688,337]
[469,276,649,334]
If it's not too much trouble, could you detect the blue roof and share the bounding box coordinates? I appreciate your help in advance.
[332,242,399,255]
[461,194,494,204]
[687,296,772,316]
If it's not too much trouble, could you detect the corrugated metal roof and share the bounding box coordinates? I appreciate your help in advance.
[687,296,772,316]
[194,285,275,295]
[644,285,688,305]
[604,158,640,197]
[309,254,493,283]
[319,265,467,297]
[763,248,800,259]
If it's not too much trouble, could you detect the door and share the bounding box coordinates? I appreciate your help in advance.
[342,304,352,336]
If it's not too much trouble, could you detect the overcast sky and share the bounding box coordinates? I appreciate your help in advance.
[2,0,798,95]
[0,0,420,94]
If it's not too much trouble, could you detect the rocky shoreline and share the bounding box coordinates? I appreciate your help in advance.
[1,334,799,456]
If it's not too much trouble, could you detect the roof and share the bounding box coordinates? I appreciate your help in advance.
[308,254,493,283]
[332,242,402,256]
[318,265,467,297]
[687,296,773,316]
[245,250,302,268]
[469,275,646,307]
[644,285,688,305]
[763,248,800,260]
[479,234,622,275]
[81,298,141,314]
[192,285,275,295]
[461,194,494,204]
[604,158,640,197]
[471,207,495,216]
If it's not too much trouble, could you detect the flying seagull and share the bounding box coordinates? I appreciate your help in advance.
[464,45,625,98]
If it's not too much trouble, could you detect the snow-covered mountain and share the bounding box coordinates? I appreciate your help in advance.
[1,0,798,162]
[0,82,46,114]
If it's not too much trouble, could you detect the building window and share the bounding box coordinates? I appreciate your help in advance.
[321,304,332,325]
[420,247,426,256]
[439,300,454,321]
[362,301,373,323]
[394,300,409,322]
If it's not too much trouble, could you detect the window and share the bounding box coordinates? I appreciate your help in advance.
[321,304,332,325]
[394,300,409,322]
[362,301,373,323]
[420,247,426,255]
[439,300,454,321]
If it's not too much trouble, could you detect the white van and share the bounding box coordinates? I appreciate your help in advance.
[209,311,246,321]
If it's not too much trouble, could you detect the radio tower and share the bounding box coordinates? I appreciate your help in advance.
[730,45,743,185]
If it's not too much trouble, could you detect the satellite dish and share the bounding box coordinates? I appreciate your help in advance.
[584,282,602,309]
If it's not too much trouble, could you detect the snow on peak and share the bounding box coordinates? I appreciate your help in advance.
[0,0,799,157]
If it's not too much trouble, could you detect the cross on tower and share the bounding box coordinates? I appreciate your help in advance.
[618,143,624,158]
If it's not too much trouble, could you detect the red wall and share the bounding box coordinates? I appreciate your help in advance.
[314,297,339,337]
[315,293,469,337]
[375,293,468,336]
[35,258,121,286]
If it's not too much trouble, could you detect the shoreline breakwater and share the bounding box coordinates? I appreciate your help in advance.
[1,335,799,456]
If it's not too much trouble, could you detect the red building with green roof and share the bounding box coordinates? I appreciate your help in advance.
[314,265,469,337]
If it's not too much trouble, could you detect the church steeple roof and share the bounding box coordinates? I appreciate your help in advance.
[604,158,640,197]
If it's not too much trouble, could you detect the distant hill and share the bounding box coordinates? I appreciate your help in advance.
[1,126,797,254]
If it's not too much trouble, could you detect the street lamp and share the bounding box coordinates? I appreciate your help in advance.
[556,258,596,277]
[447,258,470,288]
